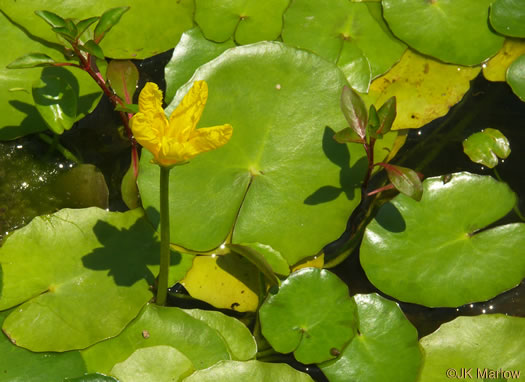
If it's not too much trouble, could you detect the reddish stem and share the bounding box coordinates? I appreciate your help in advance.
[72,43,139,178]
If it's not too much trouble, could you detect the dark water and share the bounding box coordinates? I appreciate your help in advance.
[334,74,525,338]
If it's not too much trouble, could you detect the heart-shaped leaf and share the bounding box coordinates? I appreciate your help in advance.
[195,0,289,44]
[165,27,235,105]
[3,1,194,59]
[0,11,102,140]
[0,308,87,381]
[32,71,78,134]
[259,268,357,364]
[319,293,421,382]
[142,41,367,266]
[0,208,194,351]
[490,0,525,38]
[419,315,525,381]
[182,360,315,382]
[360,172,525,307]
[463,128,511,168]
[382,0,504,66]
[282,1,406,81]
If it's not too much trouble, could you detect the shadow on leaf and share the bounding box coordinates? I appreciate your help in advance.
[82,217,182,287]
[375,202,406,233]
[304,126,367,205]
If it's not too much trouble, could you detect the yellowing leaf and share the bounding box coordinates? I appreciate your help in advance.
[363,49,480,130]
[483,38,525,82]
[181,253,260,312]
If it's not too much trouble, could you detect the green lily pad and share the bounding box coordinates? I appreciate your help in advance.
[382,0,504,66]
[2,0,194,59]
[232,242,290,277]
[140,41,367,266]
[111,345,194,382]
[362,49,480,130]
[463,128,511,168]
[181,309,257,361]
[360,172,525,307]
[0,12,101,140]
[490,0,525,38]
[0,308,87,381]
[282,0,406,83]
[0,208,193,351]
[259,268,357,364]
[165,28,236,105]
[319,293,421,382]
[194,0,289,44]
[483,39,525,82]
[507,54,525,101]
[182,360,315,382]
[81,304,232,373]
[419,315,525,381]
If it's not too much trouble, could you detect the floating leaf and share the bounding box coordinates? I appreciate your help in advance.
[3,1,194,59]
[483,39,525,82]
[283,0,405,82]
[32,71,78,134]
[7,53,56,69]
[419,315,525,381]
[381,163,422,201]
[0,308,87,381]
[182,309,257,361]
[362,49,480,130]
[51,164,109,209]
[0,208,193,351]
[507,54,525,101]
[259,268,357,364]
[183,360,315,382]
[319,294,421,382]
[360,172,525,307]
[107,60,139,103]
[195,0,289,44]
[0,12,101,140]
[463,128,511,168]
[180,252,260,312]
[165,27,235,104]
[110,345,194,382]
[81,304,232,373]
[382,0,504,66]
[490,0,525,38]
[141,42,367,266]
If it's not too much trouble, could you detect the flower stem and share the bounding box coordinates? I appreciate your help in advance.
[156,166,171,306]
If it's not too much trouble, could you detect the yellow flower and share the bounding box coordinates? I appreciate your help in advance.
[130,81,232,167]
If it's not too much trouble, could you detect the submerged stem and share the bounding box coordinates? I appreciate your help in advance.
[156,166,171,306]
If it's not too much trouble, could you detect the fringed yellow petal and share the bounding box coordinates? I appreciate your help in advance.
[138,82,164,116]
[186,124,233,156]
[168,81,208,140]
[133,80,232,167]
[130,111,164,157]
